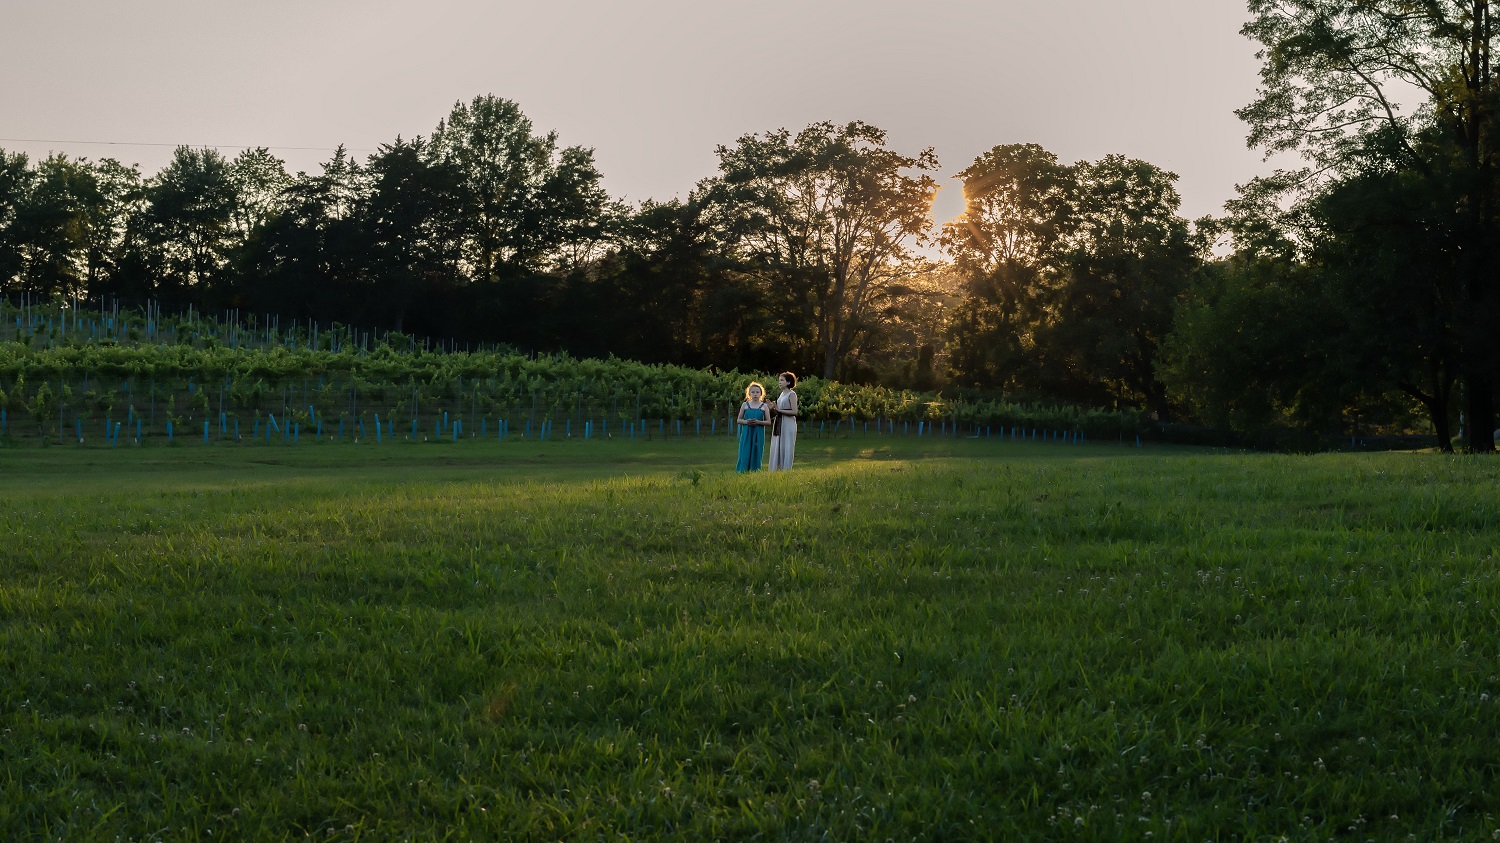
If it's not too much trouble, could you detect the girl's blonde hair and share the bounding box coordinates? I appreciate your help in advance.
[745,381,766,401]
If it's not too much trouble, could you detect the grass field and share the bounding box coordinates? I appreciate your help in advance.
[2,436,1498,840]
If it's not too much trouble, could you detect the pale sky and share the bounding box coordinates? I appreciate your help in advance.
[3,0,1276,226]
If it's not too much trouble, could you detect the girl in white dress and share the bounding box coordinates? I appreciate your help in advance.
[768,372,798,471]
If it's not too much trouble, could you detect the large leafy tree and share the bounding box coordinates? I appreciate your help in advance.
[6,154,92,298]
[235,147,369,321]
[139,146,239,302]
[1041,156,1201,416]
[943,145,1199,413]
[1160,226,1405,441]
[0,154,144,302]
[704,121,939,380]
[1240,0,1499,450]
[359,137,466,333]
[1164,139,1468,449]
[79,159,145,300]
[227,148,291,241]
[940,144,1070,391]
[1160,257,1324,434]
[1310,157,1467,448]
[430,95,609,280]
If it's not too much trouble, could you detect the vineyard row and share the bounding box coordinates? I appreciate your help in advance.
[0,298,1153,446]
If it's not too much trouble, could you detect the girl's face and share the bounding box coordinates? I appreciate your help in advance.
[778,376,790,391]
[748,386,762,400]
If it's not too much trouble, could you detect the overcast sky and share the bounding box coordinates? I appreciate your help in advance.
[3,0,1277,225]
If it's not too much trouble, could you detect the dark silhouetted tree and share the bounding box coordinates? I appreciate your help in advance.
[703,121,938,380]
[430,95,609,280]
[1240,0,1500,450]
[139,147,238,303]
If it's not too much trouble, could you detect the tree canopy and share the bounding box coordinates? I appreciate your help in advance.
[942,145,1200,415]
[1236,0,1499,450]
[702,121,940,380]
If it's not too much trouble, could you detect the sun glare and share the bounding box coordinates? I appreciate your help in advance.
[930,183,968,228]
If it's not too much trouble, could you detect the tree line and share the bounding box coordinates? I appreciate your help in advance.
[2,0,1497,451]
[0,102,1198,399]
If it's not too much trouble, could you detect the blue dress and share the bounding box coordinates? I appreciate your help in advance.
[737,406,767,472]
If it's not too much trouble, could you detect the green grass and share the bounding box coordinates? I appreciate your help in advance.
[2,436,1498,840]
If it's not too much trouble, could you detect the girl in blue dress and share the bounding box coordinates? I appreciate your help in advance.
[736,382,772,472]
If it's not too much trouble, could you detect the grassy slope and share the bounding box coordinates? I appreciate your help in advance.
[1,437,1498,840]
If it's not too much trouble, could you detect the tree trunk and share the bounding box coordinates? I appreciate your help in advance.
[1432,402,1454,453]
[1461,0,1495,451]
[1464,370,1496,451]
[1429,390,1455,454]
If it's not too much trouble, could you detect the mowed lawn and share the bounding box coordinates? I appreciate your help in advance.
[1,437,1497,840]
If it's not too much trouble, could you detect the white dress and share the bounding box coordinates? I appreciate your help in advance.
[768,391,797,471]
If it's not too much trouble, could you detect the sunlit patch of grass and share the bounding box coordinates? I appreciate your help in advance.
[1,439,1497,838]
